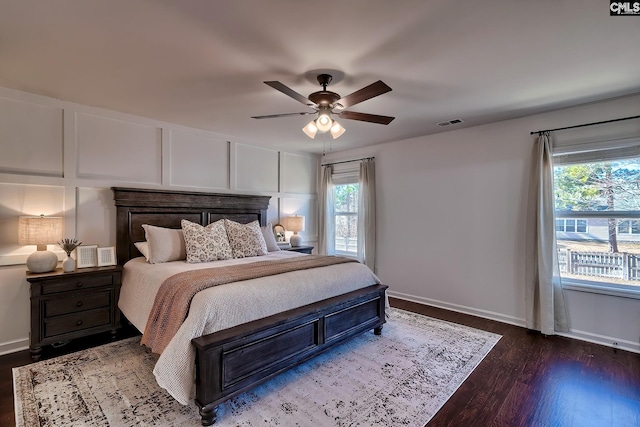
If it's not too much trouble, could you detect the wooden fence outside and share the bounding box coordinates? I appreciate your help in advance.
[558,249,640,281]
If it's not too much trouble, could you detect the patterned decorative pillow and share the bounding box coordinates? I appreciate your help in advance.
[261,223,281,252]
[224,219,269,258]
[181,219,233,263]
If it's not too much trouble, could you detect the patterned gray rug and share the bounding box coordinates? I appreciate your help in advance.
[13,308,500,426]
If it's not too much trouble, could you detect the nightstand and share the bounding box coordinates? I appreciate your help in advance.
[286,245,314,254]
[26,265,123,360]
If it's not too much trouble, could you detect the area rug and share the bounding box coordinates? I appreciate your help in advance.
[13,308,500,426]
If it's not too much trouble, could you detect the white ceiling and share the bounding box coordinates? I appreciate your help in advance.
[1,0,640,154]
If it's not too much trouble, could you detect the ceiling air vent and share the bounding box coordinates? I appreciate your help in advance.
[437,118,464,127]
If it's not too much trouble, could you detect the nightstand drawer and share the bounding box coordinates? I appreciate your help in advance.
[44,291,111,317]
[44,308,111,338]
[41,273,115,295]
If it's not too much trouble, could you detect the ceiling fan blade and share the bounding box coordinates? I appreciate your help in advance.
[251,112,315,119]
[264,81,316,107]
[336,80,392,108]
[338,111,395,125]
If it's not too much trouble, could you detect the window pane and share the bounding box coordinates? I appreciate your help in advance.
[333,184,359,213]
[618,220,630,233]
[554,158,640,212]
[565,220,575,232]
[576,219,587,233]
[556,219,564,232]
[335,214,358,254]
[554,156,640,288]
[556,217,640,287]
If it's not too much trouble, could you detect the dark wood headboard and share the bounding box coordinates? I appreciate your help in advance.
[112,187,270,265]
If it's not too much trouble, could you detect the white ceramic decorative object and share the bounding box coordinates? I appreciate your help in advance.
[289,233,302,247]
[62,256,75,273]
[26,250,58,273]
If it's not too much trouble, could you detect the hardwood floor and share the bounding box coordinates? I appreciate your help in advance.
[2,299,639,427]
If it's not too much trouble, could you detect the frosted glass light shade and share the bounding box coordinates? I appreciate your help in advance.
[316,113,332,132]
[330,121,346,139]
[302,120,318,139]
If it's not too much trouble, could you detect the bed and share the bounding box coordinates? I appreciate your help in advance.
[112,187,388,425]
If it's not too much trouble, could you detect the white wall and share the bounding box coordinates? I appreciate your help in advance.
[322,93,640,353]
[0,87,318,355]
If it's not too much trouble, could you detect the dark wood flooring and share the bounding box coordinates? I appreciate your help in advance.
[2,299,639,427]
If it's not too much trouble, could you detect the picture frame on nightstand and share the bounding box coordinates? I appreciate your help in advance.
[97,246,117,266]
[76,245,98,268]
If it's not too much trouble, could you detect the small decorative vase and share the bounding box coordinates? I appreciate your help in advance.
[62,255,75,273]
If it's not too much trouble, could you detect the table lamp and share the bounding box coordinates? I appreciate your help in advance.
[287,215,305,247]
[18,215,63,273]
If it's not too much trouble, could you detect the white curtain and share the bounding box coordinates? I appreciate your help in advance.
[358,159,376,272]
[318,165,335,255]
[525,132,569,335]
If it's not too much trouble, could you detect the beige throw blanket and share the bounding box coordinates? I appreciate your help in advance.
[141,255,357,354]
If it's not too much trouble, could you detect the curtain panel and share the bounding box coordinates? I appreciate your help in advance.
[318,165,334,255]
[358,159,376,272]
[525,133,569,335]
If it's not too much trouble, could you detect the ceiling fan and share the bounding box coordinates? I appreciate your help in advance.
[251,73,395,139]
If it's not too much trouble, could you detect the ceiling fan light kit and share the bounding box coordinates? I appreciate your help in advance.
[302,120,318,139]
[253,73,394,140]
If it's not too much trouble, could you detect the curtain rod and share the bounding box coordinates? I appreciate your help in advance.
[321,156,375,167]
[530,115,640,135]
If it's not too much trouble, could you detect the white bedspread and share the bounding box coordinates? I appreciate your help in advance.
[119,251,383,405]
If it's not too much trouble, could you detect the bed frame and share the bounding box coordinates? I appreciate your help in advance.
[112,187,387,425]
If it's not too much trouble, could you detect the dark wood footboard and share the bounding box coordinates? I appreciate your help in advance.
[191,283,388,426]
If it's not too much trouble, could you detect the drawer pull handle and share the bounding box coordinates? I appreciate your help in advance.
[76,282,83,288]
[76,320,83,326]
[76,301,83,307]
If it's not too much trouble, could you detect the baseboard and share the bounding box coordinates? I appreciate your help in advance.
[388,291,640,354]
[0,338,29,356]
[557,329,640,354]
[387,291,526,327]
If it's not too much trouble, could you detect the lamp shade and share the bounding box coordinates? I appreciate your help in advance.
[302,120,318,139]
[18,215,63,273]
[316,113,332,132]
[330,121,346,139]
[18,215,63,248]
[286,215,305,232]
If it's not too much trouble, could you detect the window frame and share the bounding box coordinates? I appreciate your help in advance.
[552,143,640,298]
[331,169,360,258]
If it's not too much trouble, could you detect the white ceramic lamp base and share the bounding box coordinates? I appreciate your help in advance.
[289,233,302,247]
[27,250,58,273]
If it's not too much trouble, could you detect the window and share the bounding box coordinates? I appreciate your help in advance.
[617,219,640,234]
[555,219,588,233]
[333,183,359,256]
[553,151,640,288]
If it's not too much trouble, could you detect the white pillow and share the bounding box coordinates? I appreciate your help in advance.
[142,224,187,264]
[224,219,269,258]
[181,219,233,263]
[134,241,150,261]
[261,223,281,252]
